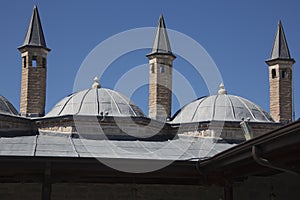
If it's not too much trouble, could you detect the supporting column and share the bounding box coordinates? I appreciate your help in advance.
[41,162,52,200]
[223,182,233,200]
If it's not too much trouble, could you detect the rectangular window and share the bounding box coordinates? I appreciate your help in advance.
[160,66,164,73]
[32,57,37,67]
[271,69,276,78]
[42,58,46,68]
[281,70,288,78]
[22,56,26,68]
[151,64,155,73]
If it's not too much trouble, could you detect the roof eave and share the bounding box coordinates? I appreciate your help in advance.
[146,52,176,59]
[18,44,51,52]
[265,57,295,65]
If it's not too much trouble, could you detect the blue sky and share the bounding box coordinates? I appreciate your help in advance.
[0,0,299,119]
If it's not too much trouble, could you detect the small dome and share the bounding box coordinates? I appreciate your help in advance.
[46,88,145,117]
[0,96,18,116]
[172,94,274,123]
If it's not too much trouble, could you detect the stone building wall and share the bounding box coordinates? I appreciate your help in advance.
[268,60,294,123]
[36,116,281,141]
[148,55,174,121]
[36,116,175,140]
[0,114,34,134]
[175,121,281,141]
[19,47,48,117]
[20,65,46,116]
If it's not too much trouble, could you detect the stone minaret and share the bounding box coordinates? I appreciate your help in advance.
[147,15,176,121]
[266,20,295,123]
[18,5,50,117]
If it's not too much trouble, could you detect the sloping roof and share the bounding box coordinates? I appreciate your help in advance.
[269,20,292,60]
[19,5,49,50]
[0,133,237,160]
[147,15,174,56]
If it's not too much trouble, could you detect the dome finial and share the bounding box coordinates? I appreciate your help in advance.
[92,76,101,89]
[218,83,227,95]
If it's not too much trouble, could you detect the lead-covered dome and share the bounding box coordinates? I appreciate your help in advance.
[172,84,274,123]
[0,96,18,116]
[46,78,145,117]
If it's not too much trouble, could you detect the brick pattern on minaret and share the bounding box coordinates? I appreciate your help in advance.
[147,15,176,121]
[148,55,174,121]
[266,21,295,123]
[20,48,48,116]
[18,6,50,117]
[268,61,294,123]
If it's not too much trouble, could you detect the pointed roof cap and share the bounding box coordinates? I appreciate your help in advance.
[267,20,293,62]
[19,5,50,51]
[147,15,175,57]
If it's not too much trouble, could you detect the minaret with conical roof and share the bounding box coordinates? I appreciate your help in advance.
[18,5,50,117]
[266,20,295,123]
[147,15,176,121]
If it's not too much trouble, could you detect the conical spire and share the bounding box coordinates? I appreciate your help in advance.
[268,20,292,61]
[148,15,174,57]
[19,5,49,50]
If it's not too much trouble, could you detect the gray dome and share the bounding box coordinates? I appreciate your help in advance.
[46,88,145,117]
[0,96,18,116]
[172,94,274,123]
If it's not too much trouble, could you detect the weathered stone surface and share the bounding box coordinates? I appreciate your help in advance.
[19,47,49,117]
[268,60,293,123]
[148,55,175,121]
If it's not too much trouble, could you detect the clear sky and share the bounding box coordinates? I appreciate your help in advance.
[0,0,299,119]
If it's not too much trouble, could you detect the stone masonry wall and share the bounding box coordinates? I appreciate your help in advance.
[0,114,34,134]
[148,55,174,121]
[176,121,280,141]
[20,66,46,116]
[269,61,293,123]
[20,48,48,117]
